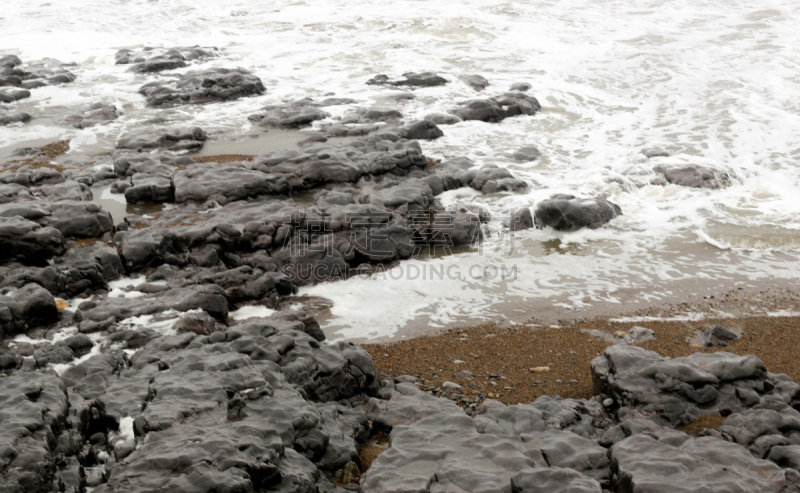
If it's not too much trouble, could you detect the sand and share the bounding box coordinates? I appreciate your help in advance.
[364,287,800,408]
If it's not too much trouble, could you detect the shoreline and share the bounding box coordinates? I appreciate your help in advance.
[363,288,800,408]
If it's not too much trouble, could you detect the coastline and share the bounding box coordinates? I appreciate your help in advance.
[364,285,800,408]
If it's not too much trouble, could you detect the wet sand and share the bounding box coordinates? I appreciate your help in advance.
[364,286,800,407]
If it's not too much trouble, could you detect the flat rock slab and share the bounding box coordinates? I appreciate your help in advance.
[115,45,217,73]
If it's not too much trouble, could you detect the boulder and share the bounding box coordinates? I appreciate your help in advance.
[534,194,622,231]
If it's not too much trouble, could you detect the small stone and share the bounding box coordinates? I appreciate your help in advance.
[603,398,614,408]
[55,299,69,310]
[443,381,462,390]
[453,359,465,364]
[530,366,550,372]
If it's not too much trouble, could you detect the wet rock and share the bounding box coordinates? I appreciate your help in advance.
[248,98,330,127]
[654,164,731,189]
[0,57,75,89]
[534,194,622,231]
[461,74,489,91]
[510,82,532,92]
[116,126,207,152]
[701,325,739,347]
[450,92,541,122]
[367,71,448,87]
[64,103,118,129]
[423,112,461,125]
[0,216,66,264]
[512,145,541,162]
[507,207,534,231]
[138,67,266,107]
[339,107,403,124]
[0,110,32,126]
[172,162,289,203]
[469,164,529,194]
[0,87,31,102]
[115,46,217,73]
[124,173,175,204]
[642,146,669,158]
[623,326,656,345]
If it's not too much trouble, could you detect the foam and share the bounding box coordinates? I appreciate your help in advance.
[229,306,276,321]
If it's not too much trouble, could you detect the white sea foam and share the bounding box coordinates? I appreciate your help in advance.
[230,306,276,321]
[3,0,800,340]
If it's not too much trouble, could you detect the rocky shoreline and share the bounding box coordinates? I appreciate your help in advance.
[2,49,798,492]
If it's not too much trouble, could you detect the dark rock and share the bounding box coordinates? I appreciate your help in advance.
[339,107,402,124]
[450,92,541,122]
[0,88,31,103]
[469,164,528,194]
[367,72,448,87]
[0,216,66,264]
[534,194,622,231]
[138,67,266,107]
[125,173,175,204]
[0,283,59,338]
[115,46,217,73]
[116,126,207,152]
[654,164,731,189]
[507,208,533,231]
[511,467,602,493]
[0,200,114,239]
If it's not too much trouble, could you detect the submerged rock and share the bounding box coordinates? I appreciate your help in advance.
[461,74,489,91]
[534,194,622,231]
[367,71,448,87]
[64,103,118,129]
[115,45,217,73]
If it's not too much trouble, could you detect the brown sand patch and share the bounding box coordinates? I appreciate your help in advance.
[365,314,800,408]
[358,433,389,471]
[678,414,727,436]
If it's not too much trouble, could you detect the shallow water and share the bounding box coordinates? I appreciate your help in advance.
[3,0,800,340]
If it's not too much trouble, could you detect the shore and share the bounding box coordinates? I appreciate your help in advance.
[364,285,800,408]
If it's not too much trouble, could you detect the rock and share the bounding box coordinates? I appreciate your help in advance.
[610,434,792,492]
[0,87,31,103]
[642,146,669,158]
[534,194,622,231]
[442,381,462,390]
[511,467,602,493]
[0,216,66,264]
[507,208,534,231]
[138,67,266,107]
[450,92,541,122]
[654,164,731,189]
[0,283,59,338]
[623,326,656,345]
[248,98,330,127]
[124,173,175,204]
[591,344,787,427]
[0,57,75,89]
[34,180,93,201]
[367,72,448,87]
[510,82,532,92]
[0,110,32,126]
[64,103,118,129]
[512,145,541,162]
[115,46,217,73]
[0,200,114,239]
[461,74,489,90]
[469,165,528,194]
[339,107,402,124]
[172,162,289,203]
[701,325,739,347]
[116,126,207,152]
[423,112,461,125]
